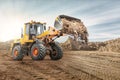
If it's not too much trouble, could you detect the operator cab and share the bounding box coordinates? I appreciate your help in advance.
[21,21,46,39]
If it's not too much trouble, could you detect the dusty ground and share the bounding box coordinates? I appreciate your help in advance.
[0,51,120,80]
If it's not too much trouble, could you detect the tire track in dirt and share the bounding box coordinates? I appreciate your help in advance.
[53,56,102,80]
[0,51,120,80]
[0,53,80,80]
[61,51,120,80]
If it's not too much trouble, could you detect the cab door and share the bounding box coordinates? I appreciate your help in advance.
[23,24,33,43]
[25,24,29,39]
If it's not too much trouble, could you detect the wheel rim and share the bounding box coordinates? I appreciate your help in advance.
[14,49,18,56]
[32,48,38,57]
[53,49,57,56]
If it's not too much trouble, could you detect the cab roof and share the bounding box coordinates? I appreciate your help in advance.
[25,20,46,25]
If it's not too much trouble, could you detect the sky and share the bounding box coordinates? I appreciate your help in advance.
[0,0,120,42]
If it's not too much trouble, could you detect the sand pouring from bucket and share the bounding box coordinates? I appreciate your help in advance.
[54,15,89,44]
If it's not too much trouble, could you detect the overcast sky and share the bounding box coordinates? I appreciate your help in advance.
[0,0,120,42]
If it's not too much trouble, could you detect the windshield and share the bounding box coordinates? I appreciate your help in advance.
[25,23,45,36]
[36,24,45,35]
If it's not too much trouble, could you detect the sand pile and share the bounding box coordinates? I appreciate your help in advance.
[60,37,101,51]
[61,37,120,52]
[99,38,120,52]
[0,40,13,53]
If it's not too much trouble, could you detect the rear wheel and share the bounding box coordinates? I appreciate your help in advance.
[50,43,63,60]
[30,43,46,60]
[12,45,24,60]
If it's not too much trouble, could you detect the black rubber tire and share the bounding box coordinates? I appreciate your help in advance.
[12,45,24,61]
[50,43,63,60]
[30,43,46,60]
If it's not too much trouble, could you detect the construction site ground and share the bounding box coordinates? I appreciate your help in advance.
[0,50,120,80]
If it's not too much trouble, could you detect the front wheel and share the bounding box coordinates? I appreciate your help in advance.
[30,43,46,60]
[50,43,63,60]
[12,45,24,60]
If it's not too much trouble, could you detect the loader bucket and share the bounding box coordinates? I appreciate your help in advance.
[54,15,89,43]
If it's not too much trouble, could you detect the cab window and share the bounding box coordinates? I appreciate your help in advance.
[26,24,30,35]
[36,24,44,35]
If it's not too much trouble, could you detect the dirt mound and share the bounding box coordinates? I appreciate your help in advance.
[87,42,106,50]
[0,40,13,53]
[61,37,120,52]
[60,37,104,51]
[99,38,120,52]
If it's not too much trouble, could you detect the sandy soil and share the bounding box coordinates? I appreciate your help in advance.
[0,51,120,80]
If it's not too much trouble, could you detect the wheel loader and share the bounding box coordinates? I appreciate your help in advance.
[11,15,88,60]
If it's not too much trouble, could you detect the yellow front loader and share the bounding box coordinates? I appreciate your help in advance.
[11,15,88,60]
